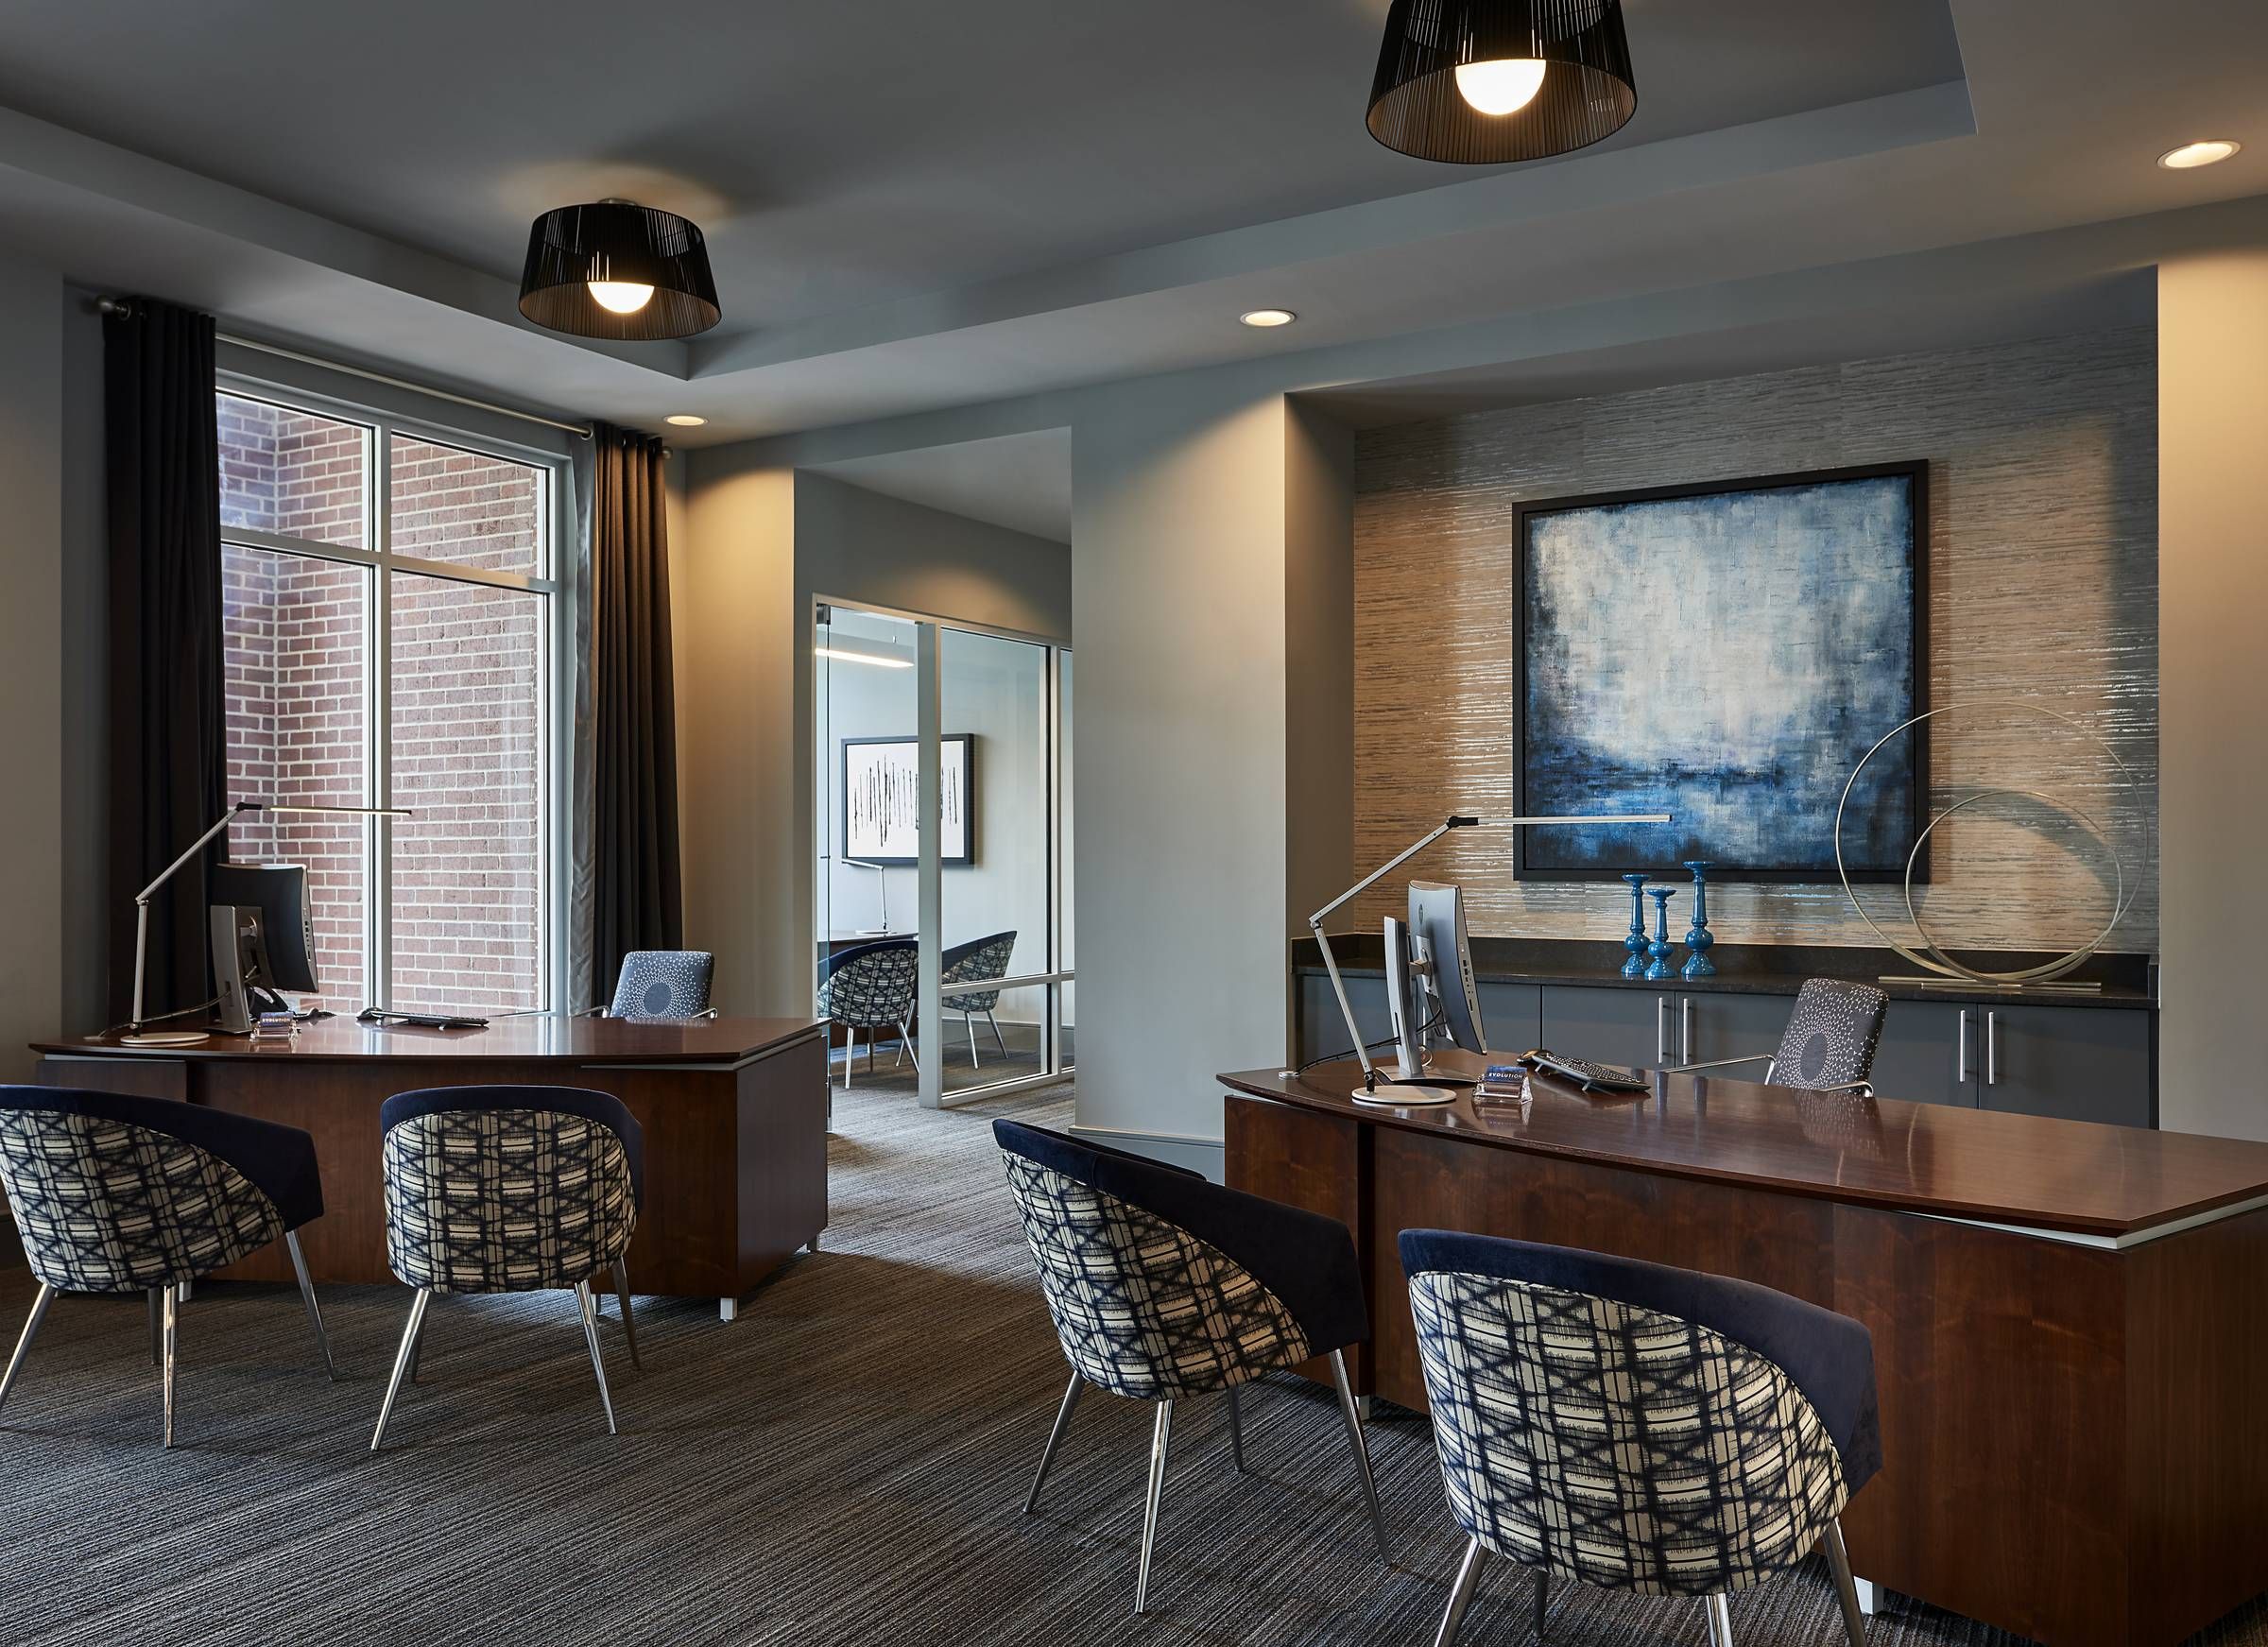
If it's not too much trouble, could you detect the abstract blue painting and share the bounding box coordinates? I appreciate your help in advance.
[1517,465,1923,880]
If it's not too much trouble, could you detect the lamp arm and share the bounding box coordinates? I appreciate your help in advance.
[128,802,255,1031]
[1307,815,1474,1082]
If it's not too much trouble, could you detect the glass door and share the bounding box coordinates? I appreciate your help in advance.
[814,597,1072,1107]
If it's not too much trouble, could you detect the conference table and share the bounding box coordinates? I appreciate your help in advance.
[1220,1052,2268,1647]
[32,1015,829,1322]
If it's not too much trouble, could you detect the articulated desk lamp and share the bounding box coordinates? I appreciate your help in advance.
[121,798,413,1046]
[1308,812,1672,1100]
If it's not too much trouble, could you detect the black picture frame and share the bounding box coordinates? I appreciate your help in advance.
[1511,460,1930,884]
[839,734,976,867]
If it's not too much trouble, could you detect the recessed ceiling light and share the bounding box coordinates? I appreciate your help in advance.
[665,414,707,427]
[2158,139,2242,170]
[1240,308,1297,328]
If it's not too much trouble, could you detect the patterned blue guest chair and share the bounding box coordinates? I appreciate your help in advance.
[371,1086,644,1450]
[1400,1230,1880,1647]
[0,1086,334,1449]
[994,1119,1390,1614]
[817,938,919,1089]
[940,930,1018,1068]
[602,951,716,1021]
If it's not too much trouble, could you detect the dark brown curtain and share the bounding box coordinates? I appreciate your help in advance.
[588,422,684,986]
[103,297,226,1023]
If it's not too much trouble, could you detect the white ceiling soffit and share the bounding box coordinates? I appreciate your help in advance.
[811,430,1073,546]
[0,0,2260,443]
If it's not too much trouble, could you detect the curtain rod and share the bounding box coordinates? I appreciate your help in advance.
[96,295,594,440]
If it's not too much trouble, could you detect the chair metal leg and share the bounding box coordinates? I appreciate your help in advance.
[1534,1568,1550,1640]
[612,1259,643,1373]
[576,1279,618,1434]
[894,1029,908,1070]
[1023,1372,1084,1515]
[369,1289,433,1451]
[161,1284,179,1449]
[1330,1347,1392,1564]
[1226,1382,1245,1473]
[284,1230,337,1381]
[967,1013,980,1068]
[1134,1398,1174,1614]
[0,1282,55,1417]
[843,1027,856,1090]
[1432,1535,1487,1647]
[988,1009,1007,1057]
[1820,1519,1867,1646]
[148,1286,163,1365]
[1704,1592,1735,1647]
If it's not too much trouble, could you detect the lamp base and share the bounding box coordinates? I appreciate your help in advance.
[1351,1081,1457,1107]
[118,1031,210,1046]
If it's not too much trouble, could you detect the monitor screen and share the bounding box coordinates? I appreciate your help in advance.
[1408,880,1486,1055]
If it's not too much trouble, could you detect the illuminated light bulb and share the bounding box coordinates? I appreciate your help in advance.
[2157,139,2241,170]
[588,281,656,314]
[1455,58,1548,116]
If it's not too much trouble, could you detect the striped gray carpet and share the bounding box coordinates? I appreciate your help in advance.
[0,1081,2261,1647]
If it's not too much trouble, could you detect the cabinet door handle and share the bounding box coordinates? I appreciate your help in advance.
[1986,1010,1999,1088]
[1957,1009,1970,1082]
[1657,996,1668,1063]
[1681,998,1693,1065]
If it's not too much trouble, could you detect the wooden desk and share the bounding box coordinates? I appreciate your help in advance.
[1220,1057,2268,1647]
[32,1017,829,1321]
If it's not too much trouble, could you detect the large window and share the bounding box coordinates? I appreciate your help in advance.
[217,387,562,1014]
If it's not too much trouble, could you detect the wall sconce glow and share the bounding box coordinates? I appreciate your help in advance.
[2158,139,2241,169]
[1455,57,1547,115]
[665,414,707,427]
[816,645,914,670]
[1239,308,1297,328]
[586,281,657,314]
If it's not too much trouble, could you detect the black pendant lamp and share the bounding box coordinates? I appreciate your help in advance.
[1367,0,1637,165]
[518,199,721,341]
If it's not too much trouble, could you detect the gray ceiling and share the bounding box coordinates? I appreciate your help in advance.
[0,0,2262,505]
[813,430,1073,545]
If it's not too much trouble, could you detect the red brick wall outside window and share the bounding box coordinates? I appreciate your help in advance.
[218,391,553,1014]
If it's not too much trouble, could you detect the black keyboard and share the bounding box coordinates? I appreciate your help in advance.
[1507,1049,1652,1093]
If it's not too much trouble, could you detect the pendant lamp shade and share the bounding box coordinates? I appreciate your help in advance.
[518,200,722,341]
[1367,0,1637,165]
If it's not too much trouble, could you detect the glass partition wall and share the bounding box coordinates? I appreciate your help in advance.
[815,600,1073,1107]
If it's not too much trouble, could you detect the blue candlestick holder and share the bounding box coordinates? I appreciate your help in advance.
[1680,859,1716,979]
[1644,887,1678,981]
[1620,873,1650,978]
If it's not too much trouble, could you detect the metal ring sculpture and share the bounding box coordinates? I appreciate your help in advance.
[1833,700,2152,986]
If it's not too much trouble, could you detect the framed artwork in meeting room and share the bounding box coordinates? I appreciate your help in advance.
[1514,461,1928,882]
[841,734,975,866]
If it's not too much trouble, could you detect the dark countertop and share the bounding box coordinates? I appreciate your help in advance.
[1292,935,2156,1011]
[1221,1053,2238,1236]
[34,1016,828,1065]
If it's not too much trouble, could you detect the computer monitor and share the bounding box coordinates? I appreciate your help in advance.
[1407,880,1486,1056]
[209,863,319,1024]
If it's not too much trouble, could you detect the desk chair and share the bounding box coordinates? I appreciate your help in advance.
[1670,979,1889,1094]
[994,1120,1390,1614]
[602,951,716,1021]
[817,938,919,1089]
[371,1085,643,1450]
[1400,1229,1879,1647]
[0,1087,334,1449]
[940,931,1018,1068]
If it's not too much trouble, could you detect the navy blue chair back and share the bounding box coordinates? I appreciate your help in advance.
[817,939,919,1030]
[0,1086,322,1293]
[1400,1229,1880,1597]
[941,931,1018,1012]
[379,1086,643,1295]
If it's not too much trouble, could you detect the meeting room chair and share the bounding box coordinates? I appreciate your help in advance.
[1400,1229,1880,1647]
[940,930,1018,1068]
[371,1085,644,1450]
[1670,978,1889,1094]
[0,1086,335,1449]
[993,1119,1390,1615]
[817,938,919,1089]
[601,950,717,1021]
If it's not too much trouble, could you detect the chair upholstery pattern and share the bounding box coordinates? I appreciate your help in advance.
[941,932,1018,1012]
[0,1111,282,1294]
[817,939,919,1030]
[381,1089,640,1295]
[1402,1231,1879,1599]
[999,1151,1309,1399]
[1772,979,1889,1090]
[610,950,714,1020]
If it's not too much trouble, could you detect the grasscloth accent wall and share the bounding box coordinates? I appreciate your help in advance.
[1351,328,2157,952]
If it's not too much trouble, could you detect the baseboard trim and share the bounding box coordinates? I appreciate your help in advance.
[1067,1124,1226,1182]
